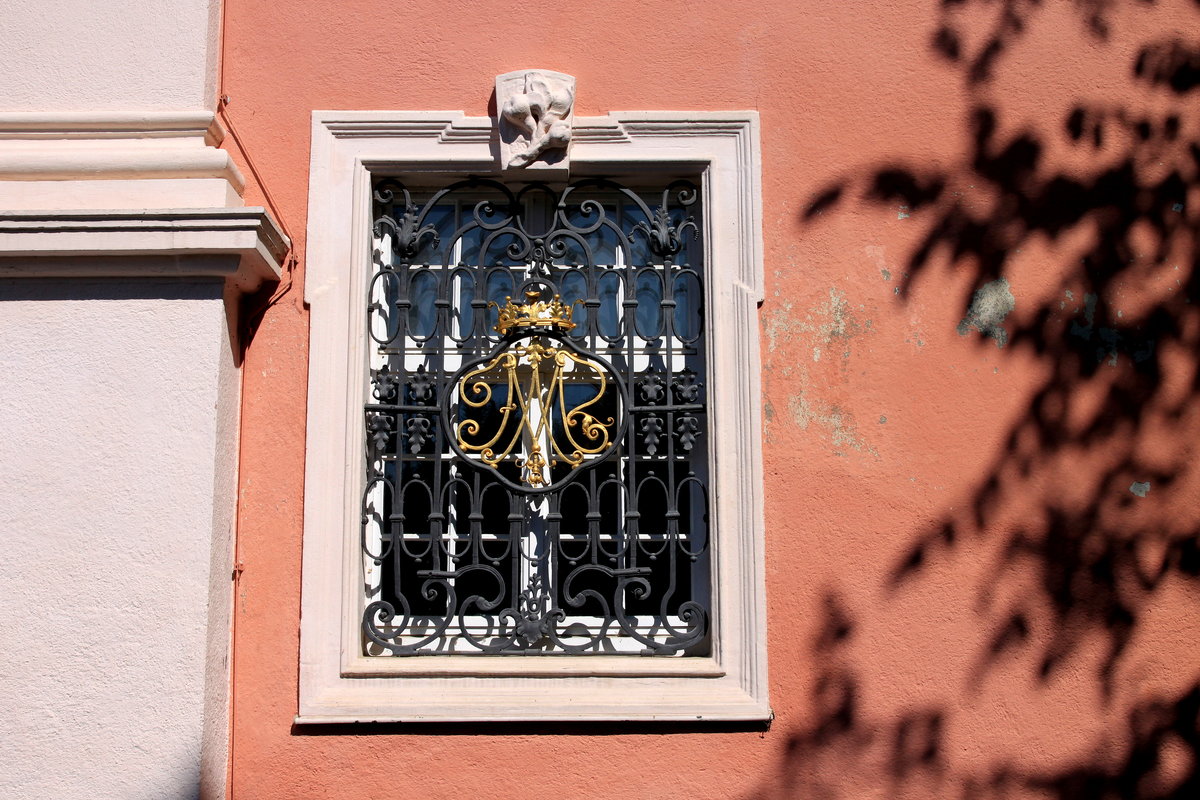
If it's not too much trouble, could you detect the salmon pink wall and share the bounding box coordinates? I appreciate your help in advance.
[225,0,1200,797]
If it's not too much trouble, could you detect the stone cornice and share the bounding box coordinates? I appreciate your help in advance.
[0,208,288,292]
[0,111,242,191]
[0,111,225,145]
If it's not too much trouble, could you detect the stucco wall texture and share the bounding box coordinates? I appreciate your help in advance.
[225,1,1200,797]
[0,0,219,112]
[0,280,230,798]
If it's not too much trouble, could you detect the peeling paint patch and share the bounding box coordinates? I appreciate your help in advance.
[878,415,887,424]
[805,287,862,361]
[763,288,868,374]
[897,205,910,220]
[957,278,1015,348]
[788,394,879,457]
[765,289,878,455]
[864,246,895,287]
[763,399,776,443]
[1129,481,1151,497]
[762,300,796,358]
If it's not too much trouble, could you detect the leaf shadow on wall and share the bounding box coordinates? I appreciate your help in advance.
[760,1,1200,798]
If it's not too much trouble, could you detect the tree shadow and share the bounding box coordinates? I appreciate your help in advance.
[765,1,1199,797]
[750,593,950,799]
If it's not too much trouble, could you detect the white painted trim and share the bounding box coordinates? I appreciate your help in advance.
[0,208,288,292]
[300,110,766,722]
[0,111,243,191]
[0,148,242,185]
[0,178,243,211]
[0,111,226,145]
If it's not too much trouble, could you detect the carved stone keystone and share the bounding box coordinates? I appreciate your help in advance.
[495,70,575,174]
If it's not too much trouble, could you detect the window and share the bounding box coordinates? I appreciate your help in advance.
[363,178,709,656]
[300,110,767,721]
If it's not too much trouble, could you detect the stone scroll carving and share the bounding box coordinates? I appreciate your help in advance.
[495,70,575,173]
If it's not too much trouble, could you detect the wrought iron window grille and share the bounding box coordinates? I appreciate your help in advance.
[362,176,711,656]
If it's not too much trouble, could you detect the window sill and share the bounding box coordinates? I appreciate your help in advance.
[342,653,726,678]
[297,673,768,724]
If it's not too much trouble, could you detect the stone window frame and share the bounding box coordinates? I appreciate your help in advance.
[298,109,767,722]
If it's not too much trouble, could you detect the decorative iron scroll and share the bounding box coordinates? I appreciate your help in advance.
[362,176,709,655]
[451,325,620,488]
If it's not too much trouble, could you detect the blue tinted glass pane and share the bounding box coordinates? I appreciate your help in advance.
[408,270,438,337]
[592,207,618,265]
[670,207,692,262]
[623,203,652,266]
[476,231,526,267]
[559,271,587,337]
[485,272,514,332]
[673,272,701,340]
[413,205,454,264]
[597,271,621,338]
[561,204,619,265]
[454,272,475,338]
[460,199,519,265]
[459,225,482,265]
[556,207,592,265]
[635,271,662,339]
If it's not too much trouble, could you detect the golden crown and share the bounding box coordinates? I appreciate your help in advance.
[493,290,576,336]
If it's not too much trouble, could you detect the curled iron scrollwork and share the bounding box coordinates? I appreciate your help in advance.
[362,175,709,655]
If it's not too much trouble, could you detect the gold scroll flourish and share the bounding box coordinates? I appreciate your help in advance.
[454,342,617,487]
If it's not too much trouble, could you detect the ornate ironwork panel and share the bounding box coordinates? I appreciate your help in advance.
[362,176,709,655]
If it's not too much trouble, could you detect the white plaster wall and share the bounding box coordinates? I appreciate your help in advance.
[0,278,231,799]
[201,283,240,800]
[0,0,220,112]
